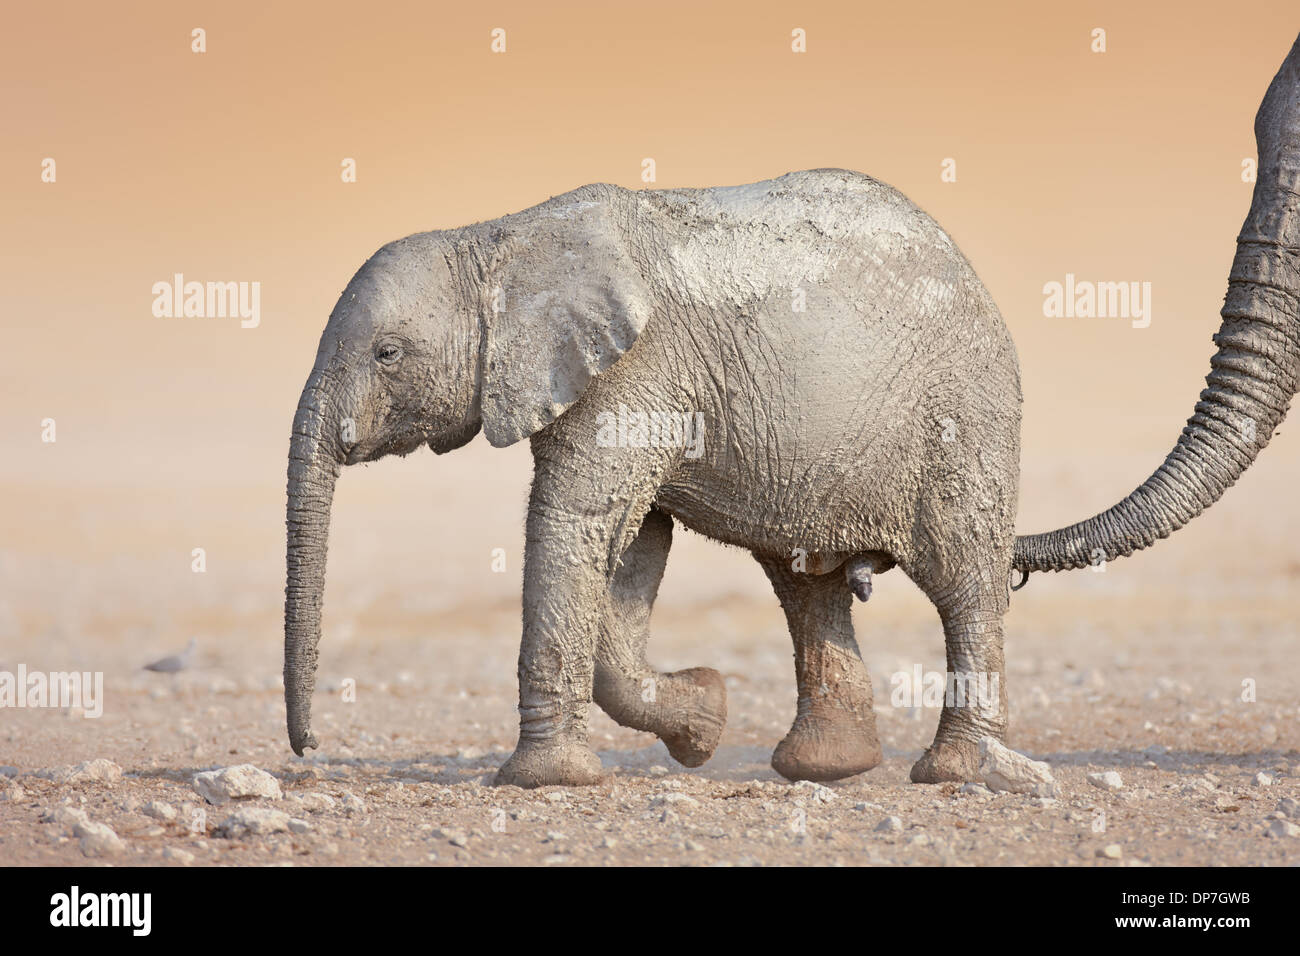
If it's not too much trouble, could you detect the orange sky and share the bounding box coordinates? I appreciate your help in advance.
[3,1,1298,517]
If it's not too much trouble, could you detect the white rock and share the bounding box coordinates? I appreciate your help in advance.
[978,737,1058,798]
[1253,772,1274,788]
[75,821,124,857]
[433,827,469,847]
[340,793,366,815]
[192,764,283,805]
[50,759,123,785]
[289,792,337,814]
[1096,843,1123,859]
[143,800,176,822]
[959,782,993,797]
[1277,797,1299,820]
[162,847,195,864]
[1266,819,1299,839]
[1088,771,1124,793]
[792,780,836,803]
[41,805,91,829]
[0,783,25,802]
[874,816,903,833]
[287,818,312,834]
[649,792,699,808]
[217,807,291,837]
[1152,677,1191,697]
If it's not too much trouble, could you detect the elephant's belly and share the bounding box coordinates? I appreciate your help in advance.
[654,447,911,560]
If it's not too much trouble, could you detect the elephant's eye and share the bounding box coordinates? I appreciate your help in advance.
[375,342,403,366]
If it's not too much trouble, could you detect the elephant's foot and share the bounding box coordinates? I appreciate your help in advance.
[593,664,728,768]
[656,667,728,768]
[909,736,983,784]
[771,705,882,782]
[493,736,605,789]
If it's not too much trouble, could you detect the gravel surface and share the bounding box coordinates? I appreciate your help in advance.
[2,461,1297,867]
[2,574,1296,866]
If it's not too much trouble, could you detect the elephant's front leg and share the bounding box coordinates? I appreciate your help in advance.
[755,553,883,782]
[593,506,727,767]
[494,447,668,789]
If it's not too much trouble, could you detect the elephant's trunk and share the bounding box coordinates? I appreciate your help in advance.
[284,373,343,755]
[1014,34,1300,574]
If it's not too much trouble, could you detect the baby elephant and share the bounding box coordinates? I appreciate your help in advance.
[284,169,939,785]
[285,32,1300,789]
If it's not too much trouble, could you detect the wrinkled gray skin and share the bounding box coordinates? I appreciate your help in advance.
[287,35,1300,787]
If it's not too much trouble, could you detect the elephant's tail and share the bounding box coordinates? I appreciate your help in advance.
[1010,32,1300,586]
[1012,520,1143,578]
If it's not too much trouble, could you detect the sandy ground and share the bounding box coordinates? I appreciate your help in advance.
[1,445,1298,867]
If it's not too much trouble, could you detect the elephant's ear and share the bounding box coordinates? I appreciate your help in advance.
[477,192,653,447]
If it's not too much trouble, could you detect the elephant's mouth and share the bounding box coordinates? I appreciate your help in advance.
[345,425,431,465]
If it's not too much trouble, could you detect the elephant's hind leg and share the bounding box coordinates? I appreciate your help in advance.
[755,553,883,782]
[908,555,1010,784]
[594,507,727,768]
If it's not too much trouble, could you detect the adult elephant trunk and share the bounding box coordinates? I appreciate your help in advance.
[284,371,343,755]
[1015,34,1300,574]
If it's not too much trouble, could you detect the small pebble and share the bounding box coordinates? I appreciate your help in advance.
[143,801,176,822]
[1088,771,1124,793]
[75,821,124,858]
[1266,819,1299,839]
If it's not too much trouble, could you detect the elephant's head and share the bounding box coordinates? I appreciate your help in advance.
[1015,33,1300,574]
[284,186,653,755]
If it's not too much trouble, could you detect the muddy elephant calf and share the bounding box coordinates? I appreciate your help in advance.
[285,165,1015,787]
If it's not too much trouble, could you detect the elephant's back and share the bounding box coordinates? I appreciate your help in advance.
[645,168,957,258]
[636,169,997,334]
